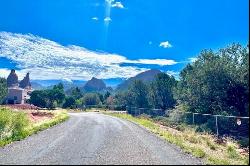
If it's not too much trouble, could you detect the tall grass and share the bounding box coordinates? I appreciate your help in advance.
[0,108,30,145]
[0,108,69,147]
[105,113,249,165]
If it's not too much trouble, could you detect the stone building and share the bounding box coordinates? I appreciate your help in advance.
[5,70,32,104]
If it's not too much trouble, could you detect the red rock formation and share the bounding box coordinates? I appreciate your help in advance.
[7,69,19,87]
[19,73,31,89]
[84,77,106,91]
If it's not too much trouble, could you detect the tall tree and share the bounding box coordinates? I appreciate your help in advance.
[0,78,7,104]
[150,73,177,110]
[82,93,101,106]
[128,80,149,108]
[176,43,249,116]
[71,87,82,99]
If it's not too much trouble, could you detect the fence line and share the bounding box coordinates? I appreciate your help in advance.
[84,104,249,138]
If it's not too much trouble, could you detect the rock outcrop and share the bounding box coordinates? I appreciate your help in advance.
[7,69,19,87]
[19,73,31,89]
[84,77,106,92]
[116,69,162,91]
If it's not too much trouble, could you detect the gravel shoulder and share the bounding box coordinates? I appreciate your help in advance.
[0,112,203,165]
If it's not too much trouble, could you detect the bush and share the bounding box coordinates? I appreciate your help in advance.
[0,108,30,141]
[238,137,249,148]
[63,97,76,109]
[227,145,240,159]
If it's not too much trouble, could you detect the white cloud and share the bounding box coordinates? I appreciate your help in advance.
[104,17,112,22]
[125,59,178,66]
[62,78,73,83]
[159,41,172,48]
[111,2,124,9]
[0,31,178,80]
[106,0,115,4]
[166,71,179,77]
[92,17,98,21]
[189,57,198,63]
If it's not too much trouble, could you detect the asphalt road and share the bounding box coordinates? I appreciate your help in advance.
[0,112,203,165]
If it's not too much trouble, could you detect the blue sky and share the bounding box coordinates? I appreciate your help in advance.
[0,0,249,82]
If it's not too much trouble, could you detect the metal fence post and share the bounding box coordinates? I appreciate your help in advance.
[192,113,195,124]
[215,116,219,136]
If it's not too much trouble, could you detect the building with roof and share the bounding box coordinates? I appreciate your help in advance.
[5,70,33,104]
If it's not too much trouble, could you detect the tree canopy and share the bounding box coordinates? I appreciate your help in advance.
[175,43,249,116]
[0,78,8,104]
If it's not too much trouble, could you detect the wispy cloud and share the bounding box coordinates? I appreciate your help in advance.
[111,2,124,9]
[159,41,172,48]
[125,59,177,66]
[0,32,178,80]
[104,17,112,22]
[188,57,198,63]
[92,17,99,21]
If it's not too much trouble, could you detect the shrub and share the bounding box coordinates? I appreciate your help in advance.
[238,137,249,148]
[0,108,30,141]
[227,145,240,159]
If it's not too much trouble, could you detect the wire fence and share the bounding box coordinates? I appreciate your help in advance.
[84,104,249,139]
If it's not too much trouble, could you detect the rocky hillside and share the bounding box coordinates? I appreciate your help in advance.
[116,69,161,91]
[83,77,107,92]
[19,73,31,89]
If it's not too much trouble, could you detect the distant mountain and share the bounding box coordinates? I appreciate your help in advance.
[83,77,107,92]
[31,79,86,91]
[31,82,44,90]
[116,69,162,91]
[103,78,125,89]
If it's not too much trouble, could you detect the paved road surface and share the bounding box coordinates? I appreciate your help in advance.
[0,112,203,165]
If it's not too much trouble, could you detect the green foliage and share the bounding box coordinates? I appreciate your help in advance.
[107,112,248,165]
[227,145,240,159]
[0,78,7,104]
[98,93,104,103]
[128,80,150,108]
[82,93,101,106]
[0,108,69,147]
[175,43,249,117]
[63,96,76,109]
[104,91,111,100]
[238,137,249,147]
[29,90,48,108]
[114,73,177,116]
[149,73,177,110]
[0,108,29,142]
[30,83,66,109]
[192,148,206,158]
[114,91,133,107]
[71,87,82,100]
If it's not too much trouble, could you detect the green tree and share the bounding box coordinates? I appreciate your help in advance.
[82,93,101,106]
[176,43,249,116]
[30,90,48,108]
[114,91,133,107]
[128,80,149,108]
[149,73,177,110]
[63,96,76,109]
[30,83,66,109]
[98,93,104,104]
[50,83,65,105]
[0,78,7,104]
[71,87,82,100]
[104,91,111,100]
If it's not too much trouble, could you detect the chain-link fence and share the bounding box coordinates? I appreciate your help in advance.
[125,106,249,139]
[84,105,249,140]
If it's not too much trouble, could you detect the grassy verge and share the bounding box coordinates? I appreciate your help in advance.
[105,112,249,165]
[0,108,69,147]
